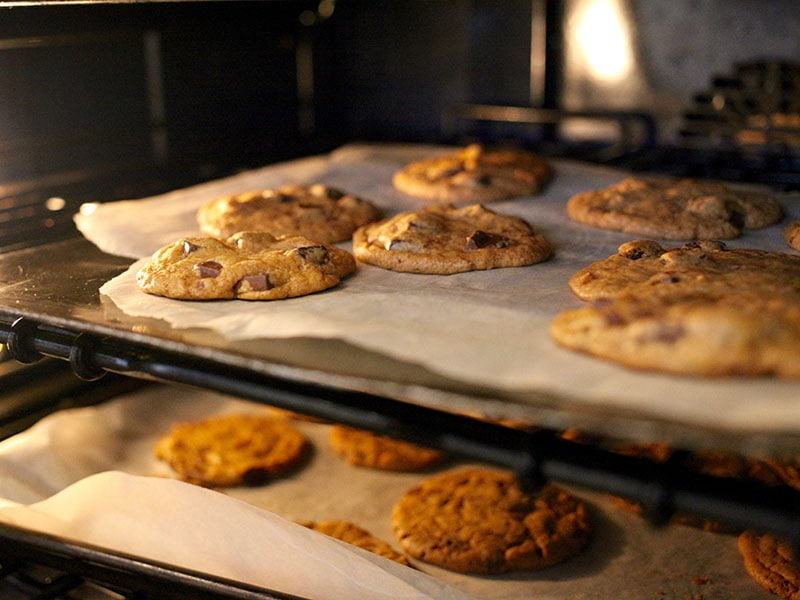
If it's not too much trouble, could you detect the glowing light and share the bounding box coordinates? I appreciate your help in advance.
[45,196,65,211]
[79,202,99,216]
[573,0,632,81]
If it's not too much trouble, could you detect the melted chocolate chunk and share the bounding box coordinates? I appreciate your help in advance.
[182,241,200,256]
[466,230,510,250]
[294,245,330,264]
[194,260,223,278]
[234,274,271,292]
[324,186,345,200]
[622,248,645,260]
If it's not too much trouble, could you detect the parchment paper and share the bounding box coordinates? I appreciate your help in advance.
[75,143,800,435]
[0,387,778,599]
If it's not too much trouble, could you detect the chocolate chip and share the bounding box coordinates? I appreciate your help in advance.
[652,324,686,344]
[324,187,345,200]
[294,245,330,264]
[652,273,681,284]
[466,230,509,250]
[618,240,663,260]
[182,241,200,256]
[682,240,727,252]
[388,238,420,252]
[194,260,222,278]
[623,248,645,260]
[234,274,271,292]
[476,174,492,186]
[603,310,625,326]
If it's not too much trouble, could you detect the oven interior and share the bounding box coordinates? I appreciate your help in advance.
[0,1,798,598]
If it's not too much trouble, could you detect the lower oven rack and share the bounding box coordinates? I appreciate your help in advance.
[1,314,798,554]
[0,521,301,600]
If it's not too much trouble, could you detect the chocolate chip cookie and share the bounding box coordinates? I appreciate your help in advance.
[352,203,552,274]
[197,184,381,243]
[329,425,445,471]
[738,531,800,599]
[550,240,800,377]
[566,177,782,239]
[299,520,410,566]
[136,231,356,300]
[154,414,309,487]
[785,219,800,251]
[392,144,553,204]
[391,468,591,574]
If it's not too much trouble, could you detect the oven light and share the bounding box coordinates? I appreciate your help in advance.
[79,202,99,216]
[45,196,65,212]
[572,0,632,82]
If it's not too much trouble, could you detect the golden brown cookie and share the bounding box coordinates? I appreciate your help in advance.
[136,231,356,300]
[785,219,800,251]
[329,426,445,471]
[353,203,552,274]
[566,177,782,239]
[738,531,800,599]
[551,240,800,377]
[299,520,410,566]
[392,144,552,204]
[391,467,591,574]
[154,414,309,487]
[197,184,381,243]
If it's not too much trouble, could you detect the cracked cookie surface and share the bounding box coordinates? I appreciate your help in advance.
[550,240,800,377]
[738,531,800,600]
[352,203,552,274]
[136,231,356,300]
[197,184,381,243]
[391,467,591,574]
[392,144,552,204]
[566,177,782,239]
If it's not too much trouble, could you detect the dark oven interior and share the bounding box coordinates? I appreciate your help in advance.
[0,1,798,599]
[0,0,798,253]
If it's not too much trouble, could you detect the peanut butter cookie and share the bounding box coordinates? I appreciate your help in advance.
[738,531,800,599]
[329,426,445,471]
[136,231,356,300]
[608,443,797,532]
[299,520,410,566]
[566,177,782,239]
[154,414,309,487]
[392,144,552,204]
[391,468,591,574]
[197,184,381,243]
[551,240,800,377]
[353,203,552,274]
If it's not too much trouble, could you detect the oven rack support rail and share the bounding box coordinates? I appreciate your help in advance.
[1,315,799,546]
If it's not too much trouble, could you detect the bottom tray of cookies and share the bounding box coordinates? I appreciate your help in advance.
[0,385,791,600]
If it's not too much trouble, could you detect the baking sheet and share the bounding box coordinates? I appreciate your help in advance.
[0,387,777,599]
[75,143,800,438]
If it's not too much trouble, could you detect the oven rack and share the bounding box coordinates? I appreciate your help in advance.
[0,521,303,600]
[1,313,799,548]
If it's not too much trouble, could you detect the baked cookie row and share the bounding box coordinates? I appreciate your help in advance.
[133,145,800,379]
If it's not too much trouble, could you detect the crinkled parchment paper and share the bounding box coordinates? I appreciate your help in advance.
[0,388,475,600]
[75,144,800,435]
[0,388,777,599]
